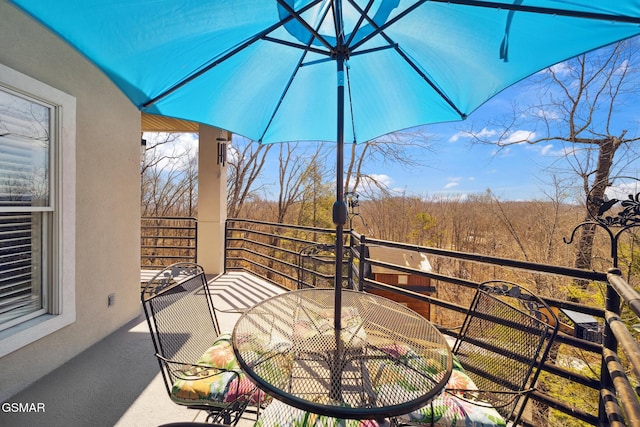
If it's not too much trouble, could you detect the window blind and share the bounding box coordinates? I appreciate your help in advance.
[0,212,39,326]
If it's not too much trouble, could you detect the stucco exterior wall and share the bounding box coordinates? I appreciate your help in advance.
[0,2,141,401]
[197,125,229,274]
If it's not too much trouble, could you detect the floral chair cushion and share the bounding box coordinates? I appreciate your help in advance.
[399,393,505,427]
[170,333,267,407]
[395,357,506,427]
[254,399,389,427]
[196,333,241,370]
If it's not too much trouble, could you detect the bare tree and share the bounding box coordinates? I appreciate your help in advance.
[226,137,272,218]
[467,39,640,272]
[141,133,198,216]
[274,142,330,223]
[295,160,333,228]
[345,129,435,196]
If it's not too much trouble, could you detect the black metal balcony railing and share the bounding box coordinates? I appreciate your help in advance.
[140,216,640,426]
[223,218,640,427]
[141,216,197,268]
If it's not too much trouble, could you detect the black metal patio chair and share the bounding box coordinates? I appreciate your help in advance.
[397,280,559,426]
[141,263,267,425]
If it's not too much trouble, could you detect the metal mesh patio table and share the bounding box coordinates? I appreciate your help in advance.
[232,288,452,419]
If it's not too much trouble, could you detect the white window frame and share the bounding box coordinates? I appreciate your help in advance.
[0,63,76,358]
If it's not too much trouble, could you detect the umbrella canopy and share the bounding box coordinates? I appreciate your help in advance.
[11,0,640,328]
[11,0,640,144]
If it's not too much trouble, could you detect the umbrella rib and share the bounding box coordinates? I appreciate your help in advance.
[350,0,640,54]
[393,46,466,119]
[349,0,429,53]
[429,0,640,24]
[262,36,331,57]
[258,57,307,144]
[344,63,357,143]
[300,44,397,67]
[142,0,324,109]
[258,4,334,142]
[347,0,466,119]
[276,0,335,52]
[345,0,376,48]
[349,44,398,58]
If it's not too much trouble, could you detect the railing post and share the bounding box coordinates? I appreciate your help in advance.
[600,268,622,425]
[223,219,228,274]
[358,234,366,292]
[194,218,198,267]
[347,229,354,290]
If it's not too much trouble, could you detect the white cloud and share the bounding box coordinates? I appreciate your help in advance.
[614,59,630,76]
[534,108,560,121]
[444,177,462,189]
[476,128,498,139]
[606,180,640,201]
[451,128,533,146]
[540,144,554,155]
[449,127,496,143]
[505,129,535,144]
[449,131,466,143]
[545,62,571,76]
[368,174,392,187]
[527,143,573,157]
[354,174,393,194]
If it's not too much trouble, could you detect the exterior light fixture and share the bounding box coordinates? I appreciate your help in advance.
[140,137,147,159]
[217,133,227,166]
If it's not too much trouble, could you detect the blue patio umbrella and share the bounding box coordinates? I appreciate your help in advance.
[10,0,640,329]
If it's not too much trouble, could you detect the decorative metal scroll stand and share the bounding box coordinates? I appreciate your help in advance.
[563,177,640,417]
[564,177,640,268]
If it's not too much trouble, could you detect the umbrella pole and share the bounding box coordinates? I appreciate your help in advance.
[330,44,348,403]
[333,53,348,332]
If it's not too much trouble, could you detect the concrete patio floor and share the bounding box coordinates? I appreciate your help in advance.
[0,272,285,427]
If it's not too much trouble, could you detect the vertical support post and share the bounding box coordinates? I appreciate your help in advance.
[358,235,366,292]
[600,268,622,424]
[223,219,228,274]
[197,124,228,274]
[347,203,353,291]
[194,219,198,265]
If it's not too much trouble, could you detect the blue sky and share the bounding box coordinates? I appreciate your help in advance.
[377,92,556,201]
[347,60,640,202]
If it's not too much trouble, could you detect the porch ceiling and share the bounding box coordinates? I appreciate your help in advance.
[141,113,199,133]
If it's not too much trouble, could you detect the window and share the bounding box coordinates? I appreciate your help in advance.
[0,89,50,329]
[0,63,75,357]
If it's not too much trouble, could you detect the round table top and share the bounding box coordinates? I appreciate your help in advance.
[232,288,452,419]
